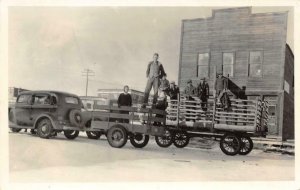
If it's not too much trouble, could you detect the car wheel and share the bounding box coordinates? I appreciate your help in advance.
[130,134,149,148]
[86,131,101,139]
[37,118,53,139]
[107,125,128,148]
[69,109,83,127]
[219,133,241,156]
[11,128,22,133]
[64,130,79,139]
[155,129,173,148]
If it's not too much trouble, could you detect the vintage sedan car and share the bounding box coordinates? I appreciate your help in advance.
[9,90,91,139]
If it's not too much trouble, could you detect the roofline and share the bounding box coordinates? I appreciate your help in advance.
[182,7,288,22]
[18,90,78,97]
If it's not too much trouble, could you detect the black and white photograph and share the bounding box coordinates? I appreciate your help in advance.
[0,1,299,190]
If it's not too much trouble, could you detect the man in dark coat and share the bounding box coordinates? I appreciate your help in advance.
[117,85,132,123]
[168,81,180,100]
[142,53,166,108]
[198,78,209,111]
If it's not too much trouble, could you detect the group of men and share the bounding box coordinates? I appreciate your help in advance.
[117,52,231,115]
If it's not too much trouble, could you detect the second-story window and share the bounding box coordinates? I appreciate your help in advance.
[222,52,234,77]
[197,53,209,78]
[249,51,263,77]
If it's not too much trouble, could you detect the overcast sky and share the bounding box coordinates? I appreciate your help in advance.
[8,6,293,96]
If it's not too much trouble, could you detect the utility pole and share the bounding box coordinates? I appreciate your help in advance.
[82,69,95,96]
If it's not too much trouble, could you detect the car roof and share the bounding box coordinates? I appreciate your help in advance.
[18,90,79,97]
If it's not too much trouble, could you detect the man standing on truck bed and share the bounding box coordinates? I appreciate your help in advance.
[142,53,166,108]
[118,85,132,123]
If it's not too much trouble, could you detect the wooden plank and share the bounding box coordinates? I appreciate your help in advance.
[215,118,255,124]
[216,111,256,117]
[214,124,256,132]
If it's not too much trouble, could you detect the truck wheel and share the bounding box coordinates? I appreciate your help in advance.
[11,128,22,133]
[173,131,190,148]
[86,131,101,140]
[238,136,253,155]
[37,118,53,139]
[220,133,241,156]
[107,125,128,148]
[130,134,149,148]
[155,129,173,148]
[64,130,79,139]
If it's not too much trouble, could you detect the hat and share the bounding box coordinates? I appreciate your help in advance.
[170,81,175,84]
[187,79,192,84]
[201,77,206,81]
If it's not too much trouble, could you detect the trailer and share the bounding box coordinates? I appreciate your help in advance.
[89,96,269,156]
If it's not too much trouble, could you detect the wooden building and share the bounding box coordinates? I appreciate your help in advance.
[178,7,294,140]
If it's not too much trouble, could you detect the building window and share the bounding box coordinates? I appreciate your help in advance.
[197,53,209,78]
[249,51,263,77]
[222,53,234,77]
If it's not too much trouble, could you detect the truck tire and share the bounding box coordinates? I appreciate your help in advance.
[130,134,149,148]
[107,125,128,148]
[86,131,101,140]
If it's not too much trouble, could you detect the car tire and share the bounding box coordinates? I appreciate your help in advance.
[64,130,79,139]
[69,109,83,127]
[86,131,101,139]
[11,128,22,133]
[37,118,53,139]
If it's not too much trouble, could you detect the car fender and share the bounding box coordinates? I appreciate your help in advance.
[33,114,59,129]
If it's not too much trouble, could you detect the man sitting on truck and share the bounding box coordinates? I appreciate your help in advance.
[117,85,132,123]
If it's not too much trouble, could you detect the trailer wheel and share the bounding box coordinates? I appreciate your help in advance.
[238,136,253,155]
[86,131,102,140]
[130,134,149,148]
[11,128,22,133]
[155,129,173,148]
[220,133,241,156]
[173,131,190,148]
[64,130,79,139]
[37,118,53,139]
[107,125,128,148]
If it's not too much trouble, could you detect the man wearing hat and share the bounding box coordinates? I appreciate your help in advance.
[184,79,196,100]
[168,81,180,100]
[198,77,209,111]
[142,53,166,108]
[215,73,230,109]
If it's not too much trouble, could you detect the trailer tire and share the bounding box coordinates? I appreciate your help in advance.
[107,125,128,148]
[173,131,190,148]
[238,136,253,155]
[130,134,149,148]
[155,129,173,148]
[86,131,101,140]
[64,130,79,139]
[220,133,241,156]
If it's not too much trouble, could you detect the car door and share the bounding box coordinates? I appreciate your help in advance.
[30,93,58,125]
[15,94,33,126]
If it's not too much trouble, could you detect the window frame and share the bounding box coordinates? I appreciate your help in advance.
[222,52,235,78]
[248,51,263,78]
[196,52,210,78]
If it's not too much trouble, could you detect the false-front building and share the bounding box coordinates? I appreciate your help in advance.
[178,7,294,140]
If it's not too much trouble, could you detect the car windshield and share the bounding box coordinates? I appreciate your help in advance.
[65,97,79,104]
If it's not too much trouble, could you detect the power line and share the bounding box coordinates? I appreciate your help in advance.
[82,68,95,96]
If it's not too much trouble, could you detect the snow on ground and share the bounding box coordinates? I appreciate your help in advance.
[9,132,294,182]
